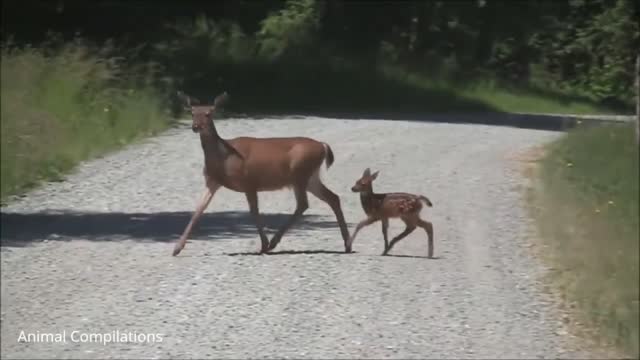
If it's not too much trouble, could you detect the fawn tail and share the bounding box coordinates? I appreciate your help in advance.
[419,195,433,207]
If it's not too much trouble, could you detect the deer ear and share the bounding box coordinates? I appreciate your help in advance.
[371,171,379,180]
[177,91,191,107]
[363,168,371,177]
[213,91,229,108]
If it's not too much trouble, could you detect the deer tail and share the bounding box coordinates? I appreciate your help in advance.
[419,195,433,207]
[322,143,335,169]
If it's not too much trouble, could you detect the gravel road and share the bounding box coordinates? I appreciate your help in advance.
[0,116,607,359]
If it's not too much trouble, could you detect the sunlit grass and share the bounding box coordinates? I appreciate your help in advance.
[1,40,172,201]
[527,123,639,357]
[378,64,624,115]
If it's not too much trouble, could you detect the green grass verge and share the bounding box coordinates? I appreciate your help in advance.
[1,41,173,202]
[171,59,624,118]
[378,64,628,115]
[176,59,626,117]
[527,123,639,357]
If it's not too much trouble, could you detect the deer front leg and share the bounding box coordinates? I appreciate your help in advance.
[173,183,220,256]
[346,216,379,252]
[268,185,309,251]
[381,218,389,254]
[245,191,270,254]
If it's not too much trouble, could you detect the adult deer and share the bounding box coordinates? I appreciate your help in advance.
[172,91,351,256]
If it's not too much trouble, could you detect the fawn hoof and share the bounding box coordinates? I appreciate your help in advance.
[172,247,182,256]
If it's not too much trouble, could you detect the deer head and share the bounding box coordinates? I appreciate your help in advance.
[351,168,379,192]
[178,91,229,135]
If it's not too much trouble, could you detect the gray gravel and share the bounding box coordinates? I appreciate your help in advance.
[0,116,609,359]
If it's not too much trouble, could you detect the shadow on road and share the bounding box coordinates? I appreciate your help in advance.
[384,254,443,260]
[0,210,349,247]
[222,110,631,132]
[225,249,351,256]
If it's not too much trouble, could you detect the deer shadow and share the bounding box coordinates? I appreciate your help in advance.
[0,210,349,248]
[383,254,443,260]
[225,249,352,256]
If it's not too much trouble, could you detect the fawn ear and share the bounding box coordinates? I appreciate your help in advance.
[370,170,379,180]
[363,168,371,177]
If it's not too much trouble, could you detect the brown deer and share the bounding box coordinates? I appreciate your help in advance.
[172,91,351,256]
[347,168,434,257]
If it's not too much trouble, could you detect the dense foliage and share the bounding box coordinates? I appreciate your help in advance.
[3,0,637,107]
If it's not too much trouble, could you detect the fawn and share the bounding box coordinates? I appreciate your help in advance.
[346,168,435,257]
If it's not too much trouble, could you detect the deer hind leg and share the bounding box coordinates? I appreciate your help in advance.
[268,183,309,251]
[307,172,351,252]
[383,217,417,256]
[245,191,270,254]
[173,183,220,256]
[417,218,435,258]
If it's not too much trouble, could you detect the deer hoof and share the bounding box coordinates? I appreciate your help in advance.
[172,247,182,256]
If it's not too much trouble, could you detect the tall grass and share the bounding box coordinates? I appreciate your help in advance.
[1,38,173,201]
[527,123,639,357]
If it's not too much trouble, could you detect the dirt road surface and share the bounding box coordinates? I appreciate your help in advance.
[1,116,607,359]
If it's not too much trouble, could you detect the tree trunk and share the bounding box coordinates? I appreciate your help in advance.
[636,52,639,146]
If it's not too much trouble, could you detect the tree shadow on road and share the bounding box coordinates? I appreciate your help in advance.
[0,210,349,247]
[223,110,630,132]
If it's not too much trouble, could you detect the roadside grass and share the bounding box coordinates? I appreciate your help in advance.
[526,123,639,357]
[174,58,626,118]
[168,58,623,121]
[377,64,629,116]
[1,40,173,202]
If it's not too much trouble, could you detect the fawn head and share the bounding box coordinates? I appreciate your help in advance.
[351,168,379,193]
[178,91,229,135]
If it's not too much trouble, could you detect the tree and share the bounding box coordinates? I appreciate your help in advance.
[636,52,640,146]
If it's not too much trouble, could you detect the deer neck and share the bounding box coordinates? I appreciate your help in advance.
[199,124,243,165]
[359,186,377,213]
[199,130,227,160]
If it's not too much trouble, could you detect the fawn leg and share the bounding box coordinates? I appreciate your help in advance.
[417,219,435,258]
[346,216,379,251]
[173,183,220,256]
[307,175,351,252]
[268,184,309,251]
[381,218,389,254]
[245,191,270,254]
[384,220,416,256]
